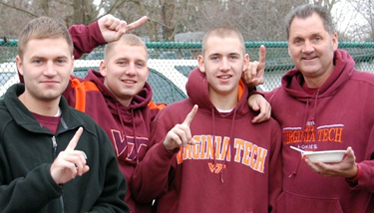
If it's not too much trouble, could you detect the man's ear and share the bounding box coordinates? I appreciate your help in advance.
[145,67,149,81]
[332,32,339,51]
[16,55,23,76]
[197,55,205,73]
[99,60,107,77]
[243,53,250,72]
[70,56,74,75]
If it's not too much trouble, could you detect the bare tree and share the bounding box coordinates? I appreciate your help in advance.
[0,0,371,42]
[0,0,133,37]
[345,0,374,41]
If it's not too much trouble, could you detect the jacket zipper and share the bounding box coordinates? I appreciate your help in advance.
[52,136,65,213]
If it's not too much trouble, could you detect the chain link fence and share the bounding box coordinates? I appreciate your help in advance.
[1,39,374,104]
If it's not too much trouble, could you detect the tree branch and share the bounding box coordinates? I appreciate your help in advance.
[0,1,38,18]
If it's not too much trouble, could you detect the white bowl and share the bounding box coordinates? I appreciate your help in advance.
[304,150,346,163]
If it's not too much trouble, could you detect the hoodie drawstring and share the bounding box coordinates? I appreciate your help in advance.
[311,89,319,137]
[288,89,320,178]
[131,108,140,163]
[212,110,217,167]
[288,99,309,178]
[116,103,138,161]
[117,102,128,146]
[211,108,237,183]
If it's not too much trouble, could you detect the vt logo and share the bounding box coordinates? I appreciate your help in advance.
[208,163,226,174]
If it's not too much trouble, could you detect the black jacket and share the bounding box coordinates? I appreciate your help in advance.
[0,84,129,213]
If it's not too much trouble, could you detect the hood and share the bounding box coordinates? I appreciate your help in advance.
[84,70,153,115]
[186,67,250,117]
[84,70,153,163]
[282,49,355,101]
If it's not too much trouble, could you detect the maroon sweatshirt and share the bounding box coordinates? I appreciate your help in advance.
[63,22,165,213]
[132,68,283,213]
[267,49,374,213]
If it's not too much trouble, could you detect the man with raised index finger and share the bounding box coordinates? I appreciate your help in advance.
[0,17,128,212]
[131,26,282,213]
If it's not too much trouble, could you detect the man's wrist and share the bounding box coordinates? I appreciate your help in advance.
[347,164,361,182]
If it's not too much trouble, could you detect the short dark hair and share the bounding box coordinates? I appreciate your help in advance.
[285,4,334,39]
[18,17,73,58]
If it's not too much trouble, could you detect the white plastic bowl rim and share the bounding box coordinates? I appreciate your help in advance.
[304,150,346,163]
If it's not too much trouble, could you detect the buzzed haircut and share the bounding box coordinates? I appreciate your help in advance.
[104,34,148,62]
[201,26,245,56]
[285,4,335,39]
[18,16,73,58]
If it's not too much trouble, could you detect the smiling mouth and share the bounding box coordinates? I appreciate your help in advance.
[218,75,232,79]
[41,81,59,84]
[302,55,318,60]
[122,80,137,84]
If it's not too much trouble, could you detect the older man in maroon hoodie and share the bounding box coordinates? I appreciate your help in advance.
[262,4,374,213]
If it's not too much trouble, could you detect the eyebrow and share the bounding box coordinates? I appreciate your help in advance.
[208,52,241,57]
[30,55,69,60]
[115,57,147,62]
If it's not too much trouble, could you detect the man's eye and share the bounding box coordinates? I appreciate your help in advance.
[136,63,145,67]
[57,59,66,64]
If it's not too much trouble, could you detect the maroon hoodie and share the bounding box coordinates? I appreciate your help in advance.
[267,49,374,213]
[132,68,282,213]
[62,22,165,213]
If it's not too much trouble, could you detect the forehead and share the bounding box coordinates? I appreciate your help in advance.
[109,42,147,61]
[204,36,244,56]
[289,13,327,38]
[23,37,71,57]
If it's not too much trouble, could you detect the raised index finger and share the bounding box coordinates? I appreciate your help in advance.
[182,105,198,127]
[258,45,266,70]
[66,127,84,151]
[126,16,148,31]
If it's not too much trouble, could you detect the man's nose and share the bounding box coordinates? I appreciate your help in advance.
[302,40,314,54]
[44,61,57,76]
[219,57,230,71]
[125,63,136,75]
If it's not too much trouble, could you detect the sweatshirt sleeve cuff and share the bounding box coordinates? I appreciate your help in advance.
[156,141,180,157]
[346,164,361,184]
[88,21,107,45]
[44,164,63,196]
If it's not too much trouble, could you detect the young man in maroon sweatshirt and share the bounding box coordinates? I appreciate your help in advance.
[131,26,283,213]
[259,4,374,213]
[65,16,162,213]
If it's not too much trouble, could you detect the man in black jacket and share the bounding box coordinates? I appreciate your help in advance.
[0,17,129,212]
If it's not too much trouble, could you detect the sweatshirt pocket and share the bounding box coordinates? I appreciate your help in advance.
[276,191,343,213]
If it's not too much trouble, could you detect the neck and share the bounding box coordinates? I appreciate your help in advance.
[303,65,335,88]
[118,98,132,107]
[209,87,238,110]
[18,92,61,116]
